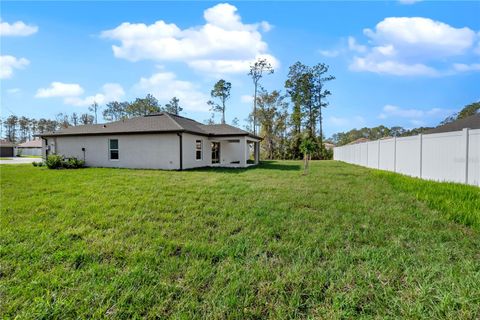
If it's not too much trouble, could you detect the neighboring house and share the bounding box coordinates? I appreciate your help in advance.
[16,139,42,156]
[0,140,15,157]
[39,112,261,170]
[346,138,370,145]
[324,142,335,150]
[426,113,480,134]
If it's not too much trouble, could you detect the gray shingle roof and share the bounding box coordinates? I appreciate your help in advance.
[426,113,480,134]
[0,139,15,147]
[17,139,42,148]
[39,112,261,139]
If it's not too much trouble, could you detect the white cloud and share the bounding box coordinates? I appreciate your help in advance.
[0,20,38,36]
[453,63,480,72]
[0,55,29,79]
[378,105,450,123]
[348,36,366,53]
[328,115,365,127]
[35,82,84,98]
[350,57,438,76]
[349,17,478,76]
[133,71,209,112]
[64,83,125,106]
[7,88,21,94]
[188,54,279,75]
[398,0,422,4]
[319,49,340,58]
[241,94,253,103]
[101,3,277,74]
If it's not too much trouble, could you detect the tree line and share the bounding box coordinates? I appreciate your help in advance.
[0,94,182,143]
[2,59,337,160]
[330,101,480,146]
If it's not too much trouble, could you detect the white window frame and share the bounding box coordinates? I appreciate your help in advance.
[109,139,119,161]
[195,139,202,161]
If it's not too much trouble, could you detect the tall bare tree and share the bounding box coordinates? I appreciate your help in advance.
[312,63,335,149]
[248,58,274,134]
[89,101,100,124]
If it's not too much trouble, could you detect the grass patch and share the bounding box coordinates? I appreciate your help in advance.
[18,155,42,158]
[374,170,480,229]
[1,161,479,318]
[0,157,13,160]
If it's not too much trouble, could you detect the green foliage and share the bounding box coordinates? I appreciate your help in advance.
[63,157,85,169]
[44,155,84,169]
[1,162,479,318]
[32,161,44,167]
[207,79,231,124]
[127,94,161,117]
[300,136,319,157]
[331,125,434,146]
[375,170,480,228]
[45,154,63,169]
[164,97,182,115]
[441,101,480,125]
[255,90,289,159]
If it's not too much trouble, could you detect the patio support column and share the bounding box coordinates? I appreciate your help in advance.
[255,141,260,164]
[243,137,248,167]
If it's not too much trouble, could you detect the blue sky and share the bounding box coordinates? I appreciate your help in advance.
[1,1,479,137]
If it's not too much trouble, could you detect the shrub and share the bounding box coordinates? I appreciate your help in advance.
[32,161,44,167]
[44,155,84,169]
[45,155,63,169]
[64,157,85,169]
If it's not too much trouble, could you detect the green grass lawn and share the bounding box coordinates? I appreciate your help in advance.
[18,155,42,158]
[1,161,479,319]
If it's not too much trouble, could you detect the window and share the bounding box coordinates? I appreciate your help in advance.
[195,140,202,160]
[109,139,119,160]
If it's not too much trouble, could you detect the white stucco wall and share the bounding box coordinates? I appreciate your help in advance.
[182,133,212,169]
[44,133,257,170]
[16,147,42,156]
[47,134,180,170]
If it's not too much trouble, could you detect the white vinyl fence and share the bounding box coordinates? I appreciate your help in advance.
[334,128,480,186]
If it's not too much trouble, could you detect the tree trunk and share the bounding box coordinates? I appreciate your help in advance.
[222,99,226,124]
[253,82,258,134]
[318,89,323,160]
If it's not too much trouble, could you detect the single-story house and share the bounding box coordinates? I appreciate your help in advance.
[346,138,370,145]
[324,142,335,150]
[426,113,480,134]
[39,112,261,170]
[16,139,42,156]
[0,140,15,157]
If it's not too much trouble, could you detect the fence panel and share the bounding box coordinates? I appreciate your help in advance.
[366,141,378,168]
[333,128,479,186]
[379,139,395,171]
[395,135,421,177]
[421,131,465,183]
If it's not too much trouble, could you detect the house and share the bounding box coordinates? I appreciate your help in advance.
[426,113,480,134]
[16,139,42,156]
[39,112,261,170]
[324,142,335,150]
[0,140,15,157]
[346,138,370,145]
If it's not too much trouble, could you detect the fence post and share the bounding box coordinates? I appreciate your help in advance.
[393,136,397,172]
[419,134,423,178]
[463,128,469,184]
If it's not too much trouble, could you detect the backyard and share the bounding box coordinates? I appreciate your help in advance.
[1,161,479,318]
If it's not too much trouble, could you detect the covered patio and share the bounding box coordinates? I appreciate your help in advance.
[208,136,260,168]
